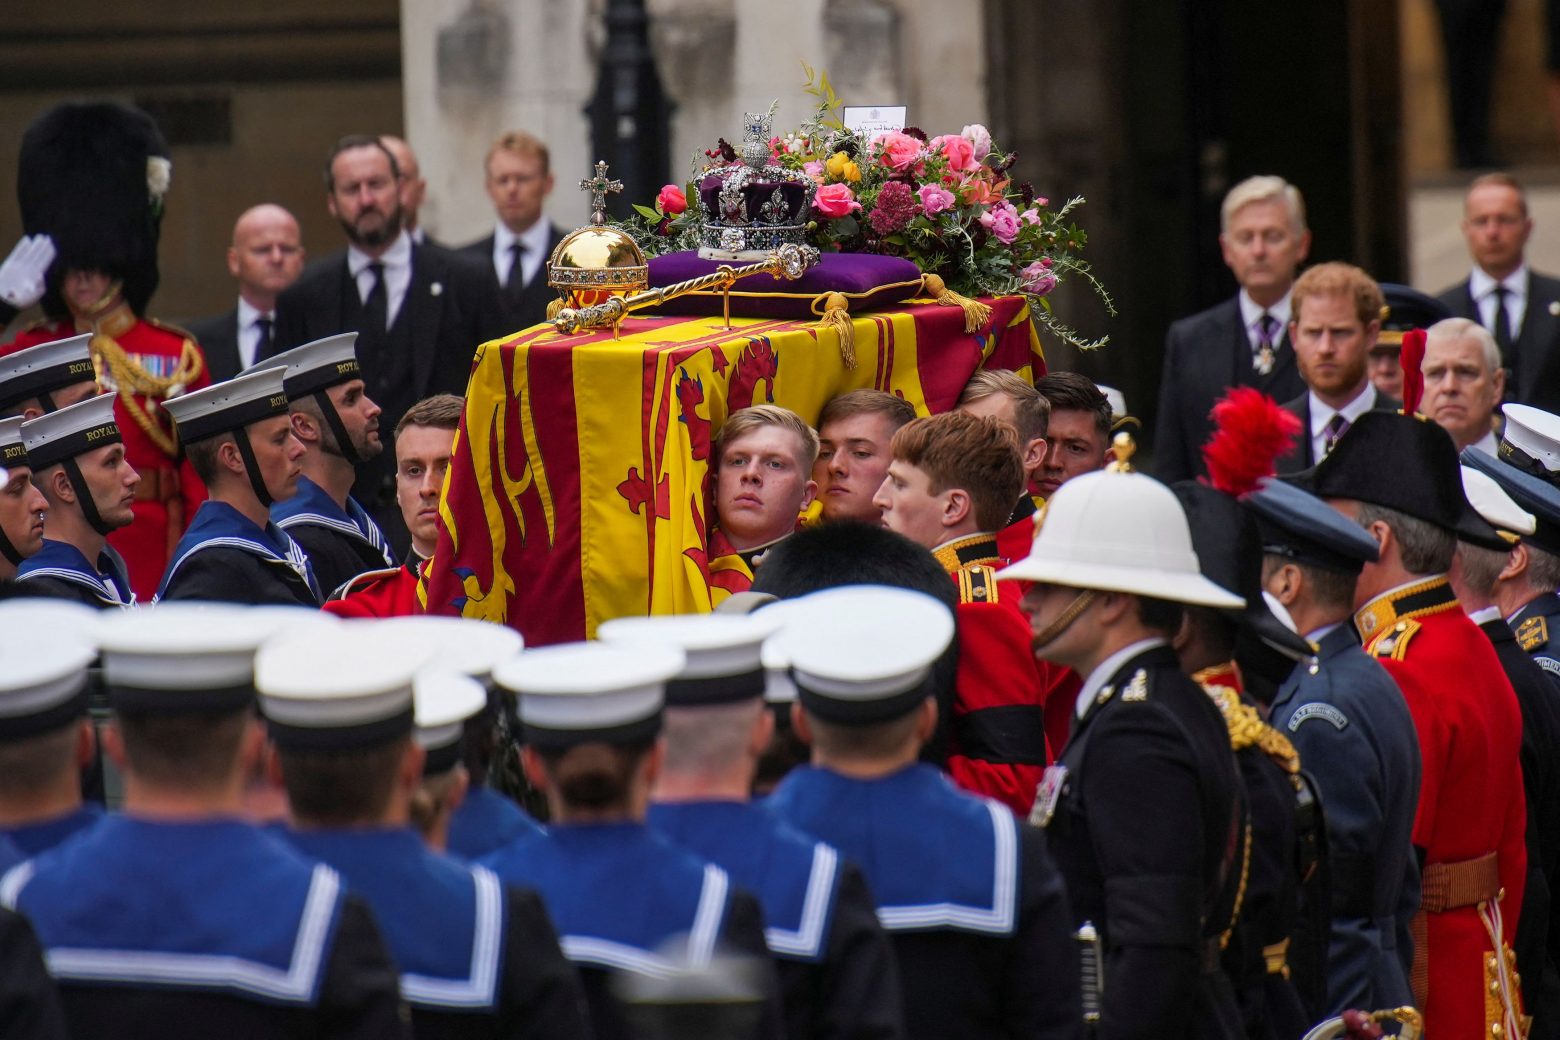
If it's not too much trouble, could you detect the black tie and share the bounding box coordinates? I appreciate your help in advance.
[363,262,388,338]
[1491,285,1514,369]
[505,242,527,299]
[254,315,274,357]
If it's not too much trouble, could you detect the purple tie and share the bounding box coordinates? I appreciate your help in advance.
[1324,413,1350,455]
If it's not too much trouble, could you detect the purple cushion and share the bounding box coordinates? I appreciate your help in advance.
[644,251,924,319]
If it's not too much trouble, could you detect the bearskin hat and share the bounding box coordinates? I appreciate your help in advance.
[17,101,170,320]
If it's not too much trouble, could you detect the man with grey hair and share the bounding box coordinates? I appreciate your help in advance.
[1155,175,1311,482]
[1423,317,1504,454]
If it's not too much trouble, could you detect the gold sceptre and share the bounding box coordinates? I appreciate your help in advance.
[551,244,821,337]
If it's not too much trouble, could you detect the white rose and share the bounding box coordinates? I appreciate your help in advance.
[960,124,993,161]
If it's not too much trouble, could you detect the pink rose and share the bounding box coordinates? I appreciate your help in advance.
[933,134,978,173]
[1020,260,1057,296]
[979,201,1020,244]
[813,183,862,219]
[873,130,923,172]
[656,184,687,216]
[961,124,993,161]
[803,160,825,182]
[1020,207,1042,226]
[917,183,956,216]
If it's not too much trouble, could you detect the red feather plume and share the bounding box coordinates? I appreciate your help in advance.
[1200,387,1302,497]
[1399,328,1426,416]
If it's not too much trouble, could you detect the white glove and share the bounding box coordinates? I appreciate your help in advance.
[0,235,57,310]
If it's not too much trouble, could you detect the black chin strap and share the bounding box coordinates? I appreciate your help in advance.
[37,389,57,412]
[233,429,274,508]
[0,527,24,567]
[313,390,361,467]
[61,458,117,536]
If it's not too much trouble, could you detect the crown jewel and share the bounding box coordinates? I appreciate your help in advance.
[696,107,816,261]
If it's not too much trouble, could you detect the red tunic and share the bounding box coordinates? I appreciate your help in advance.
[323,561,423,618]
[993,509,1082,753]
[934,533,1049,815]
[4,308,209,600]
[1356,577,1527,1039]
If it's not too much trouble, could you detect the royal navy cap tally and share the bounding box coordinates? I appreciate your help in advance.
[1500,403,1560,480]
[773,585,954,726]
[1461,445,1560,556]
[20,391,120,471]
[1461,465,1536,545]
[1247,477,1380,574]
[162,366,289,445]
[375,616,524,680]
[250,333,362,401]
[493,642,685,749]
[0,334,95,413]
[414,669,489,776]
[97,604,274,716]
[0,626,95,741]
[257,622,436,751]
[596,613,779,707]
[0,416,29,472]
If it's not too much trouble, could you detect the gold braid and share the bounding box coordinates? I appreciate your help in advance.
[90,332,202,458]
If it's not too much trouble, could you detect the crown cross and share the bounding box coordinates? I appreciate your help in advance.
[580,160,624,224]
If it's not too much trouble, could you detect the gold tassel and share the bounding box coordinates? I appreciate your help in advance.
[921,273,992,333]
[545,297,565,321]
[815,292,856,369]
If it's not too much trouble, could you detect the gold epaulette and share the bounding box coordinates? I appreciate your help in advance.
[955,563,999,605]
[1365,617,1422,661]
[1518,616,1550,653]
[1204,682,1302,774]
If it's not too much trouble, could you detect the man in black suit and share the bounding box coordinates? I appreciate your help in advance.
[1437,173,1560,413]
[185,204,305,382]
[459,130,566,333]
[1155,175,1311,482]
[1276,264,1402,473]
[269,134,505,543]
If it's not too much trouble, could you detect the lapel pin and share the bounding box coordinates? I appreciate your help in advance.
[430,282,443,297]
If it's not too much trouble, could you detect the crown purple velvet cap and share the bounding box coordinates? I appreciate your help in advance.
[644,251,923,319]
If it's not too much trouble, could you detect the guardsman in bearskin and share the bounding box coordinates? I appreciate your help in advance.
[3,102,211,602]
[998,466,1248,1040]
[1303,335,1528,1039]
[874,410,1050,814]
[1253,477,1423,1018]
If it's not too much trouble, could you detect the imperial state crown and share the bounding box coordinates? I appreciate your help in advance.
[696,110,816,262]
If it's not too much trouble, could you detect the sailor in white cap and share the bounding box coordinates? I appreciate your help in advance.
[0,416,49,581]
[410,668,489,852]
[157,366,320,605]
[761,585,1079,1040]
[0,333,97,420]
[254,334,394,595]
[0,623,102,858]
[600,612,906,1040]
[996,469,1249,1040]
[258,623,588,1040]
[374,615,540,860]
[15,392,137,607]
[482,640,782,1040]
[0,605,406,1038]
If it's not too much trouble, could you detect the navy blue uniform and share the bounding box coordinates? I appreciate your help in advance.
[286,827,589,1040]
[649,800,905,1040]
[767,762,1080,1040]
[0,906,67,1040]
[1,815,408,1039]
[157,501,321,606]
[1034,645,1245,1040]
[1,806,103,859]
[480,822,781,1040]
[1269,624,1421,1015]
[272,476,395,597]
[1514,593,1560,684]
[447,788,543,862]
[15,541,132,608]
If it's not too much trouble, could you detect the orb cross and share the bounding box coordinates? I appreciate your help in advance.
[580,161,624,224]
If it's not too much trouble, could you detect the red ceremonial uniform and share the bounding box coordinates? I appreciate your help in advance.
[995,507,1083,754]
[324,560,424,618]
[1355,577,1528,1038]
[4,305,209,600]
[934,533,1049,814]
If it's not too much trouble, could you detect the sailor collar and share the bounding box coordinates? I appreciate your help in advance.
[273,476,392,561]
[16,539,132,605]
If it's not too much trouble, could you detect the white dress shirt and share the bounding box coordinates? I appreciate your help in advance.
[1075,638,1169,719]
[1468,429,1499,458]
[1308,383,1378,463]
[235,297,274,371]
[1470,264,1529,341]
[347,230,413,329]
[492,220,551,289]
[1238,288,1294,353]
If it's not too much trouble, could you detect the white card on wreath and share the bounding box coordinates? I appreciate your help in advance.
[843,106,907,135]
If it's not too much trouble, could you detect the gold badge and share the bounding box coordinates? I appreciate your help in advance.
[1518,616,1550,654]
[1122,669,1148,702]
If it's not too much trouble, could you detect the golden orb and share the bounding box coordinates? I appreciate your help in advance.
[547,225,649,295]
